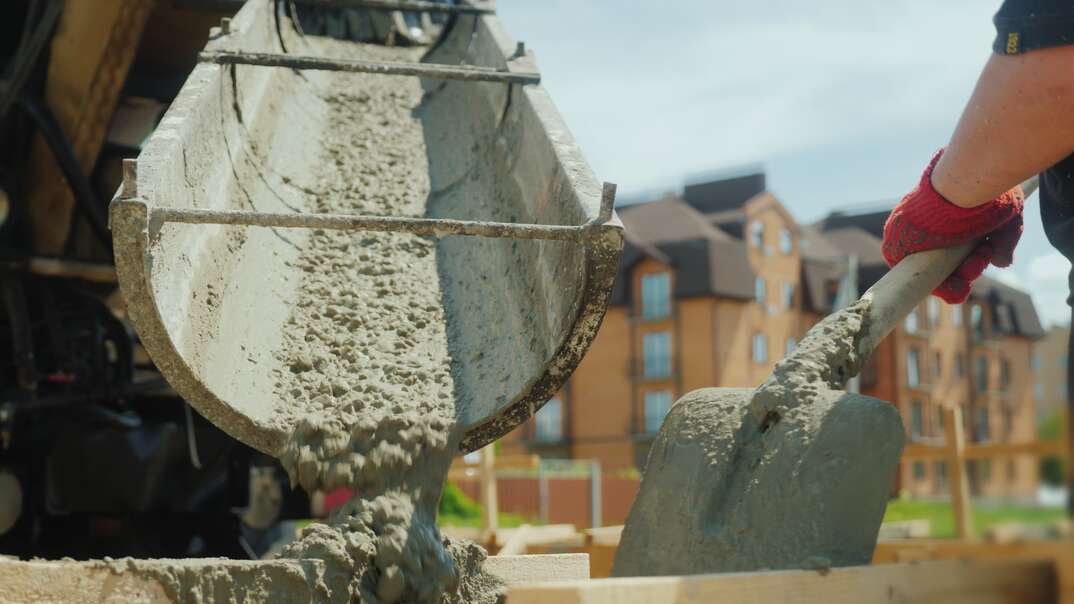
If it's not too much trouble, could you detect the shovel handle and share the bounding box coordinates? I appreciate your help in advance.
[854,175,1038,359]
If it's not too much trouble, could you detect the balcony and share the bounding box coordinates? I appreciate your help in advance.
[626,359,676,383]
[629,309,675,325]
[527,435,569,448]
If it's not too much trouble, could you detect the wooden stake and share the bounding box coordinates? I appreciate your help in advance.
[480,445,498,542]
[944,405,973,539]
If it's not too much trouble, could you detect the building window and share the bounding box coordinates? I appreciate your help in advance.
[1035,383,1044,401]
[952,304,963,327]
[935,461,948,486]
[640,272,671,320]
[535,398,563,442]
[937,405,946,432]
[781,282,795,309]
[979,459,992,481]
[786,337,796,356]
[932,350,942,380]
[996,305,1012,332]
[755,277,766,305]
[955,354,965,378]
[905,309,919,334]
[752,333,768,364]
[643,390,673,435]
[1007,459,1017,481]
[1031,353,1041,372]
[975,406,991,441]
[910,400,924,438]
[750,220,765,248]
[927,298,941,327]
[971,304,984,340]
[643,332,672,378]
[913,461,926,480]
[779,228,793,255]
[907,347,921,388]
[975,356,989,392]
[998,358,1011,392]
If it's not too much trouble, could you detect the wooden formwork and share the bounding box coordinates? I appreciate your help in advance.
[4,553,1056,603]
[875,539,1074,603]
[506,559,1057,604]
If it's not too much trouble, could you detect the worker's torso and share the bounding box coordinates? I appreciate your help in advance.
[1040,154,1074,303]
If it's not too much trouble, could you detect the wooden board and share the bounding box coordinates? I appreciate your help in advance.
[507,559,1057,604]
[875,539,1074,604]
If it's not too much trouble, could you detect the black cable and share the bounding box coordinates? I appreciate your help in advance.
[0,0,63,123]
[16,95,112,252]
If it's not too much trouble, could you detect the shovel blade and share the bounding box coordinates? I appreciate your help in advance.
[613,386,904,577]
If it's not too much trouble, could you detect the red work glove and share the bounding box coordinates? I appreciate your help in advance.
[882,149,1024,304]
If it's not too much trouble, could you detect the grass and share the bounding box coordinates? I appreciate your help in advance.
[884,498,1066,538]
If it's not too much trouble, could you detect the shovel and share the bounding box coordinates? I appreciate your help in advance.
[613,178,1036,576]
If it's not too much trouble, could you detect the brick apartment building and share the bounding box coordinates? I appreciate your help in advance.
[1034,325,1069,422]
[498,173,1046,498]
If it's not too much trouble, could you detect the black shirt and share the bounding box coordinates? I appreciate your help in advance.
[995,0,1074,300]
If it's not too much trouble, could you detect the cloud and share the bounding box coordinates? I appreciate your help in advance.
[1029,252,1072,283]
[989,268,1024,289]
[498,0,996,196]
[1026,253,1071,327]
[498,1,1068,325]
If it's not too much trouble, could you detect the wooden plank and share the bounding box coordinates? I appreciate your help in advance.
[507,559,1057,604]
[579,544,618,579]
[480,445,498,540]
[24,0,155,254]
[875,539,1074,604]
[945,406,974,539]
[583,525,623,546]
[495,524,581,553]
[498,525,533,557]
[485,554,589,585]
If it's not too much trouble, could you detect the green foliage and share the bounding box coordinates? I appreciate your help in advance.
[884,499,1065,538]
[436,482,534,528]
[1039,411,1063,440]
[1039,410,1066,486]
[439,482,483,521]
[1041,457,1065,486]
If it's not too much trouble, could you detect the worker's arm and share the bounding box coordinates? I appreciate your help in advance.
[933,45,1074,208]
[881,2,1074,304]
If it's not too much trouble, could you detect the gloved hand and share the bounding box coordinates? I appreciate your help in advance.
[882,149,1024,304]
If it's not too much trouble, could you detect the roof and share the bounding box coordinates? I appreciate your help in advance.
[682,172,766,214]
[613,196,756,305]
[801,257,845,314]
[798,223,846,260]
[970,276,1046,339]
[816,209,890,240]
[611,175,1045,340]
[617,196,731,244]
[816,227,887,266]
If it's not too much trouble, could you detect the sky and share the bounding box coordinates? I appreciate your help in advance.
[496,0,1071,327]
